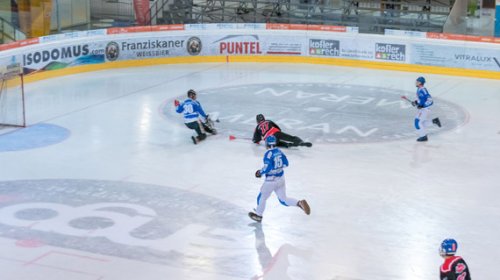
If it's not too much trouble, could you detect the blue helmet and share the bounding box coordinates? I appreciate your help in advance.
[416,76,426,85]
[266,135,277,146]
[440,239,458,256]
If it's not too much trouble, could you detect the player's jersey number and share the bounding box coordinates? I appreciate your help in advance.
[183,104,194,114]
[274,155,283,169]
[259,122,269,134]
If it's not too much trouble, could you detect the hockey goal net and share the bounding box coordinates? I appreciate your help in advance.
[0,63,25,127]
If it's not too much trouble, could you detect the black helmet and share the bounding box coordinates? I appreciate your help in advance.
[256,114,265,124]
[187,89,196,98]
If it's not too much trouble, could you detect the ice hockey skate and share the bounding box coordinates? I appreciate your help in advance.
[191,133,207,145]
[300,142,313,147]
[248,212,262,222]
[297,200,311,215]
[417,135,428,142]
[433,118,442,128]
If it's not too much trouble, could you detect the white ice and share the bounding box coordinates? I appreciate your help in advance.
[0,63,499,280]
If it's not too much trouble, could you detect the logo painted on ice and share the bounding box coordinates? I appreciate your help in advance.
[0,179,252,276]
[163,83,467,143]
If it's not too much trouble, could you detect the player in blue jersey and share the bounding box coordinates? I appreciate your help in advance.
[248,135,310,222]
[412,77,441,142]
[175,89,216,144]
[439,239,471,280]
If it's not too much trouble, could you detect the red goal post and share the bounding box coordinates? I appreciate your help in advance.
[0,63,26,127]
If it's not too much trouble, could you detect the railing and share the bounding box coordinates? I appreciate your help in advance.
[0,17,26,44]
[149,0,173,25]
[89,0,135,28]
[146,0,453,33]
[90,0,135,20]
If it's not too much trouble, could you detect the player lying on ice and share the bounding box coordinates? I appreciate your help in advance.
[252,114,312,148]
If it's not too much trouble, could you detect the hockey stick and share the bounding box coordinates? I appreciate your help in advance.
[400,95,413,104]
[401,96,426,110]
[229,135,253,141]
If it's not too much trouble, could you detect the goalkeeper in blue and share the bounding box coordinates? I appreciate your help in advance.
[412,76,441,142]
[175,89,217,144]
[248,135,310,223]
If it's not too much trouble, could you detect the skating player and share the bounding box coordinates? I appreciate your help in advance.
[252,114,312,148]
[175,89,216,144]
[412,76,441,142]
[248,135,310,222]
[440,239,471,280]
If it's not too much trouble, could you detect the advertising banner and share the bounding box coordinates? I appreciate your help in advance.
[1,25,499,76]
[205,34,306,56]
[39,30,107,44]
[410,43,500,71]
[104,36,195,62]
[0,38,39,52]
[374,43,406,62]
[20,41,106,73]
[338,40,375,60]
[309,39,340,57]
[384,29,427,38]
[265,23,358,33]
[308,36,376,60]
[184,23,266,30]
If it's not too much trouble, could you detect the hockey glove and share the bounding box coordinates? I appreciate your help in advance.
[174,100,180,107]
[411,100,418,107]
[255,170,262,178]
[417,105,424,109]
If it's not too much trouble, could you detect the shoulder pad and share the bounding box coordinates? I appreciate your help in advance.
[440,256,462,273]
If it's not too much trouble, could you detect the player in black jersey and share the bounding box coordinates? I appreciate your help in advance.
[440,239,471,280]
[252,114,312,148]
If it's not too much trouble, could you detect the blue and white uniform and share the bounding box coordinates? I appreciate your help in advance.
[414,86,434,138]
[176,98,208,123]
[416,87,433,108]
[255,148,299,217]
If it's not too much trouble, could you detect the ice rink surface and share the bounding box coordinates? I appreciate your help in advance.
[0,63,499,280]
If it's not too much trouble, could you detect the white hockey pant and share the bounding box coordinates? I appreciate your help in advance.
[415,108,432,137]
[255,176,298,217]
